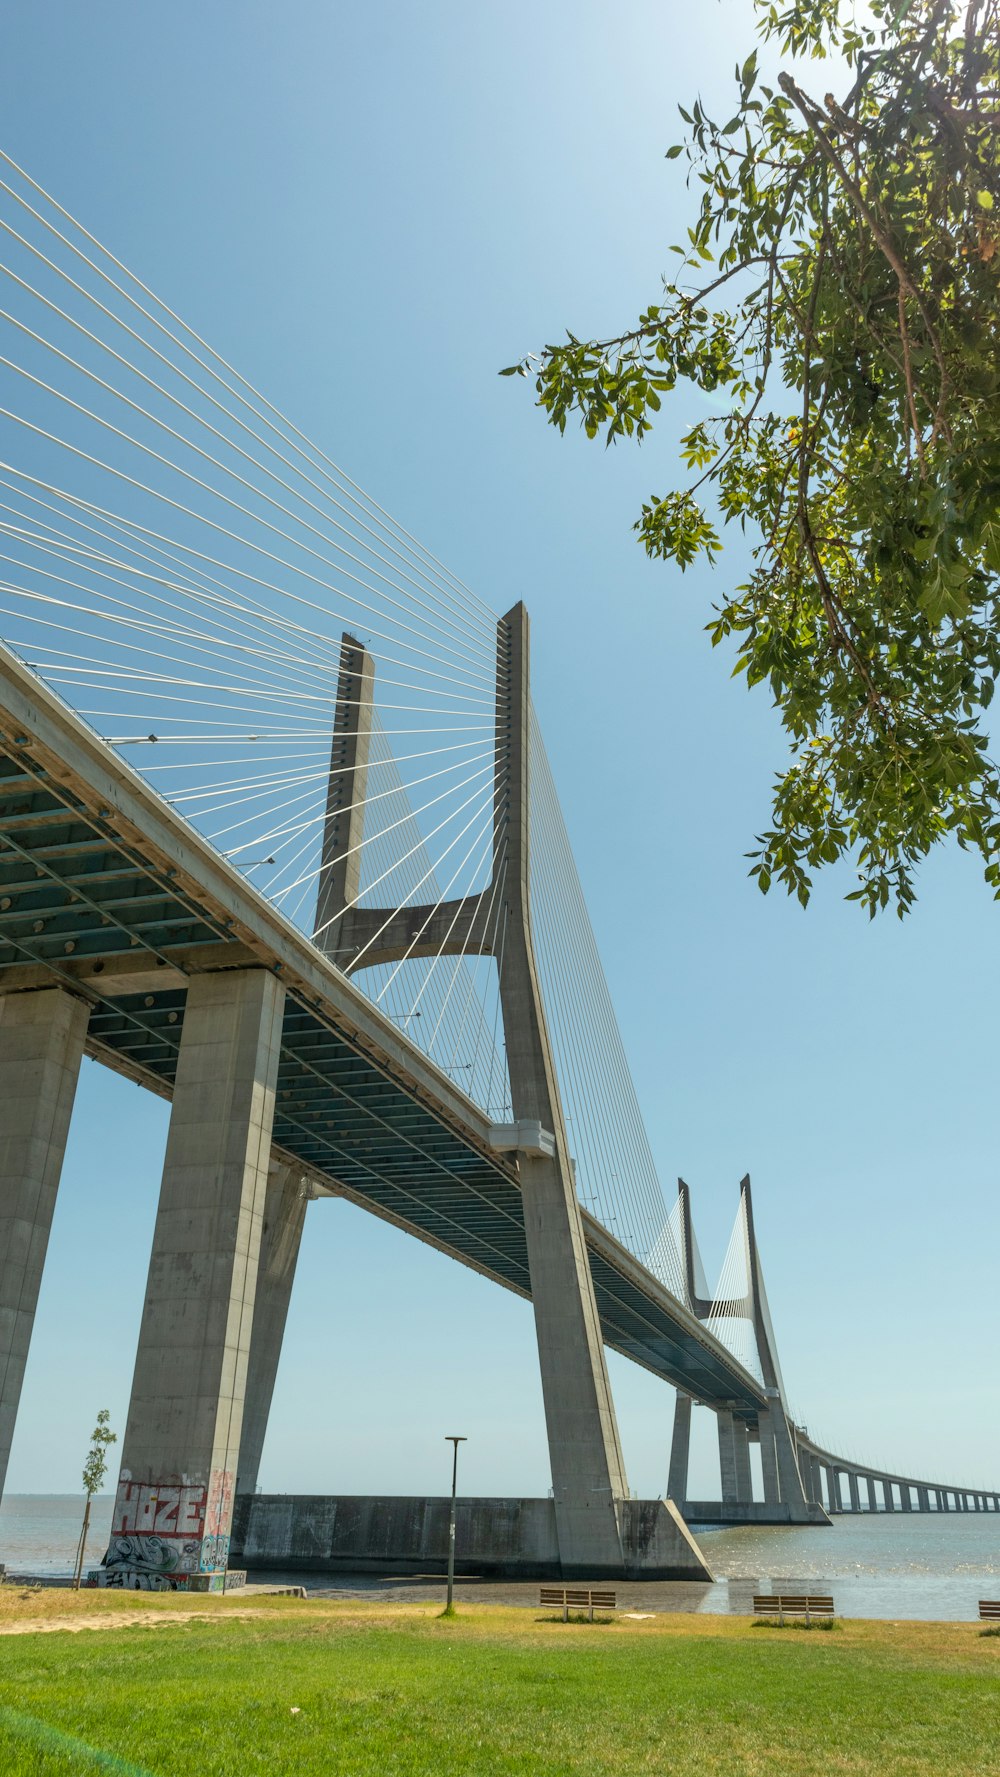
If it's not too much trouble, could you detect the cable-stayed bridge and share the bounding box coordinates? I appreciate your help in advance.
[0,149,993,1588]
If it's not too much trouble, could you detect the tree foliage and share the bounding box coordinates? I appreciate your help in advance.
[82,1408,116,1498]
[504,0,1000,914]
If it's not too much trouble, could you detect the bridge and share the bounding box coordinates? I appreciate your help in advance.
[0,147,994,1588]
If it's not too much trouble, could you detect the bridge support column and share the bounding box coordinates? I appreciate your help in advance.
[733,1419,753,1502]
[917,1486,930,1512]
[757,1410,780,1504]
[667,1392,691,1503]
[883,1479,895,1511]
[0,987,89,1502]
[235,1160,310,1498]
[827,1467,842,1513]
[496,607,627,1574]
[867,1477,878,1512]
[95,969,285,1590]
[810,1454,824,1505]
[717,1411,738,1504]
[848,1472,861,1513]
[901,1484,913,1512]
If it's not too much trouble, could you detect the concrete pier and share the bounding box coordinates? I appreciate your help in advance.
[667,1392,691,1503]
[757,1408,780,1504]
[235,1160,310,1497]
[848,1472,861,1512]
[717,1411,738,1504]
[732,1419,752,1502]
[867,1476,878,1512]
[0,987,89,1498]
[94,968,285,1590]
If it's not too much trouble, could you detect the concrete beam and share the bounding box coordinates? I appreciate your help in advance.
[95,968,285,1589]
[0,987,89,1499]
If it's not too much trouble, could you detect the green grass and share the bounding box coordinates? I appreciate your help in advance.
[0,1600,998,1775]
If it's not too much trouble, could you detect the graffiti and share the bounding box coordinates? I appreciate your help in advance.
[112,1482,207,1539]
[87,1568,182,1591]
[205,1469,234,1539]
[102,1533,201,1577]
[199,1533,230,1573]
[99,1471,238,1582]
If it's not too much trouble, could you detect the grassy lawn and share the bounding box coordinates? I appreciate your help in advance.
[0,1592,997,1775]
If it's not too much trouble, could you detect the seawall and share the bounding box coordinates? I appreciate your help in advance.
[231,1494,714,1582]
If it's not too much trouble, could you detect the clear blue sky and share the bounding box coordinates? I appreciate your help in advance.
[2,0,996,1502]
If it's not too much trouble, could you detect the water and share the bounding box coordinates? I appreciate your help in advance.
[693,1514,1000,1620]
[1,1496,997,1620]
[0,1493,114,1578]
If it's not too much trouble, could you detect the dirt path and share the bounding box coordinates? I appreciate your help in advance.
[0,1607,265,1636]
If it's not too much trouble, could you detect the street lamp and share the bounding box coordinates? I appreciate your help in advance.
[445,1435,467,1612]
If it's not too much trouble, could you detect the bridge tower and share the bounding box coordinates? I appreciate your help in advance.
[670,1176,816,1524]
[315,605,629,1574]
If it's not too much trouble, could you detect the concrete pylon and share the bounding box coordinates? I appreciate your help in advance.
[676,1176,819,1524]
[668,1391,692,1503]
[0,987,89,1501]
[867,1476,878,1513]
[95,969,285,1589]
[717,1410,738,1503]
[757,1409,780,1504]
[315,606,628,1574]
[313,636,375,962]
[848,1471,861,1513]
[235,1160,312,1498]
[732,1419,753,1502]
[739,1180,814,1522]
[883,1478,895,1511]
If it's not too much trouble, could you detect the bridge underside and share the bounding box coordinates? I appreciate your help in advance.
[0,676,764,1419]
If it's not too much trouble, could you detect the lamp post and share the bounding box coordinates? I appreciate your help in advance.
[445,1435,467,1612]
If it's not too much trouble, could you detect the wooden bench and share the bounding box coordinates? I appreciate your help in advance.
[539,1585,617,1622]
[979,1600,1000,1622]
[753,1593,835,1625]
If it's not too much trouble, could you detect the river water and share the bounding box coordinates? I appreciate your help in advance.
[1,1496,997,1620]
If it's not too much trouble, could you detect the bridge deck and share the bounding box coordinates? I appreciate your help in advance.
[0,648,765,1415]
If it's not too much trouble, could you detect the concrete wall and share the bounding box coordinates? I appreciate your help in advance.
[682,1499,832,1526]
[231,1494,714,1582]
